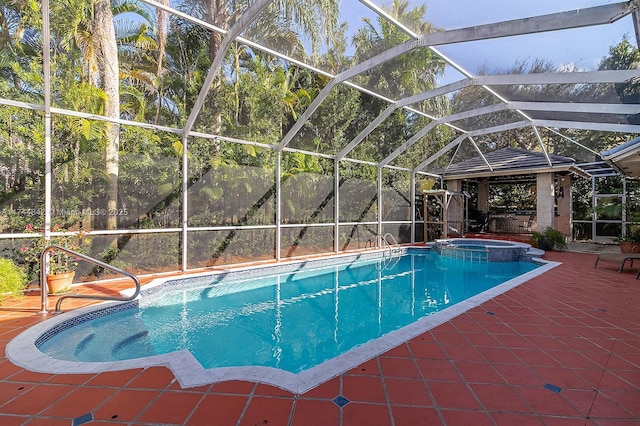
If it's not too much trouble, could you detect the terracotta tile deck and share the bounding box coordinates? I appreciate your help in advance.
[0,250,639,425]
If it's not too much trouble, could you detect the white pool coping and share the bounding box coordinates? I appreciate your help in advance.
[6,252,560,395]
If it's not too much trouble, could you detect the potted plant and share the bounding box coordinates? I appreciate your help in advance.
[615,228,640,253]
[530,228,567,251]
[19,223,91,294]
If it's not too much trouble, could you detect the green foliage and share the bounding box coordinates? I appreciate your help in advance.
[571,178,592,221]
[304,84,361,154]
[616,227,640,243]
[91,246,129,276]
[489,183,536,211]
[352,0,445,98]
[0,258,27,302]
[599,35,640,104]
[596,197,623,220]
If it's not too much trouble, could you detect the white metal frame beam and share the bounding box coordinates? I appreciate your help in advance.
[416,2,634,47]
[412,119,640,176]
[510,102,640,115]
[276,38,428,150]
[632,0,640,51]
[178,0,273,270]
[532,127,553,167]
[369,70,640,166]
[468,137,494,172]
[474,70,640,86]
[532,120,640,133]
[378,104,509,167]
[412,121,532,173]
[413,135,469,173]
[277,2,636,151]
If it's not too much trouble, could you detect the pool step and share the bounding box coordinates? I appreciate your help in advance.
[112,330,150,356]
[527,248,545,257]
[74,334,96,357]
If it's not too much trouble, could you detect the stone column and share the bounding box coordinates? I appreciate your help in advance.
[446,179,464,235]
[555,174,572,238]
[477,179,489,213]
[536,172,555,231]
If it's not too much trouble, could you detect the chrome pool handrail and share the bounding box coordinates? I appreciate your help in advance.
[381,233,401,257]
[365,233,402,258]
[39,245,141,314]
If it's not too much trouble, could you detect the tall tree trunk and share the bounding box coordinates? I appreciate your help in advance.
[203,0,230,134]
[203,0,227,61]
[93,0,120,232]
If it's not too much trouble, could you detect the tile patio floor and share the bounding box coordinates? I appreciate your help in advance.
[0,250,639,425]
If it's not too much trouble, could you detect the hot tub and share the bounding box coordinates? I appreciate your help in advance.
[434,238,541,262]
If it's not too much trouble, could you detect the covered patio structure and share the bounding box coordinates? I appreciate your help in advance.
[426,147,593,241]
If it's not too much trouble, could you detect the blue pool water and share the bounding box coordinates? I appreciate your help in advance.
[38,251,539,373]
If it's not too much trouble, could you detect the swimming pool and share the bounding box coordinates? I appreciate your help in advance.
[8,248,558,393]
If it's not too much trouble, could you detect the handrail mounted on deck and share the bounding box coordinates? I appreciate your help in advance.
[39,245,141,314]
[380,233,401,257]
[382,233,400,249]
[365,233,402,254]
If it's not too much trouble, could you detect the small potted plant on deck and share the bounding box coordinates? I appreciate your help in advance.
[19,224,91,294]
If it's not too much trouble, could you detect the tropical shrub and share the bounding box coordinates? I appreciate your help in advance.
[0,258,27,302]
[531,228,567,251]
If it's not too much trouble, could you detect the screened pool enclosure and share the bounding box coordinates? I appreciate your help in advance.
[1,0,639,280]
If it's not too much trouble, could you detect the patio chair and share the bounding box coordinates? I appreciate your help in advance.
[515,214,535,233]
[594,245,640,278]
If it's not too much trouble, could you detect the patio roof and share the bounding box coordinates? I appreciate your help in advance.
[600,135,640,176]
[433,147,585,180]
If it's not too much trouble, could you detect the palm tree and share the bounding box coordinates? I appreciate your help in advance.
[86,0,119,232]
[47,0,119,230]
[352,0,445,99]
[51,0,157,231]
[0,0,41,96]
[114,0,172,125]
[349,0,447,164]
[189,0,340,62]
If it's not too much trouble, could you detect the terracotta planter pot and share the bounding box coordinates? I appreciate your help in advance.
[46,271,75,294]
[619,242,638,253]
